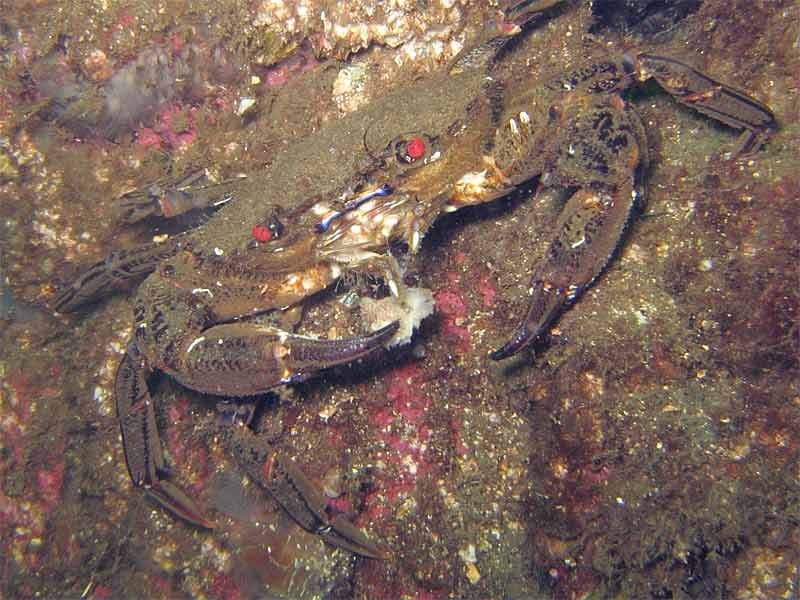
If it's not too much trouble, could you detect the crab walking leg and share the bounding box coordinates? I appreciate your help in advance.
[114,342,212,528]
[53,235,189,313]
[115,169,240,225]
[225,425,387,559]
[487,55,776,359]
[441,87,645,360]
[632,54,777,156]
[115,322,398,534]
[491,96,647,359]
[490,182,640,359]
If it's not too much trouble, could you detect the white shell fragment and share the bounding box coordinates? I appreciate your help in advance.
[235,97,256,116]
[360,287,434,347]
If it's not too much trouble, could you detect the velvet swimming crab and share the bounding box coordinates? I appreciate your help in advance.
[53,0,776,558]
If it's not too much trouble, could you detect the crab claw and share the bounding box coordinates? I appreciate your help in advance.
[491,184,641,361]
[279,320,401,382]
[174,321,401,396]
[488,277,565,361]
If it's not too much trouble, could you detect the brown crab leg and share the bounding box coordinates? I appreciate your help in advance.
[53,236,188,313]
[116,322,398,534]
[490,183,639,360]
[114,341,212,528]
[632,54,777,156]
[226,426,387,559]
[115,170,240,225]
[487,51,776,360]
[490,93,649,360]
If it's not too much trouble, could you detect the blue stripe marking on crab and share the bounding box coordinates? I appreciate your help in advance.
[314,184,394,233]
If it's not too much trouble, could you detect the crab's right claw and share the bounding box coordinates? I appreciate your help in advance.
[174,320,401,396]
[115,342,212,529]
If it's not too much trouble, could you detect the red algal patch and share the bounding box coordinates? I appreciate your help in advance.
[385,364,430,425]
[261,48,320,89]
[440,320,471,352]
[137,104,198,150]
[580,464,610,486]
[149,575,174,597]
[1,371,34,464]
[136,127,162,150]
[371,407,396,428]
[450,417,468,457]
[0,371,62,570]
[435,287,472,352]
[169,31,185,53]
[478,274,497,308]
[92,585,113,599]
[361,364,440,522]
[36,458,65,510]
[326,494,353,515]
[435,290,468,319]
[357,565,445,600]
[361,490,392,522]
[209,572,243,600]
[165,396,191,465]
[326,426,346,449]
[187,446,209,496]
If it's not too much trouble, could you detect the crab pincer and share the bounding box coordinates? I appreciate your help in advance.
[172,320,400,395]
[114,322,399,544]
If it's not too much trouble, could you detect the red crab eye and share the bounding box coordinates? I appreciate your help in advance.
[252,215,285,243]
[406,136,426,161]
[252,223,271,242]
[392,135,429,165]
